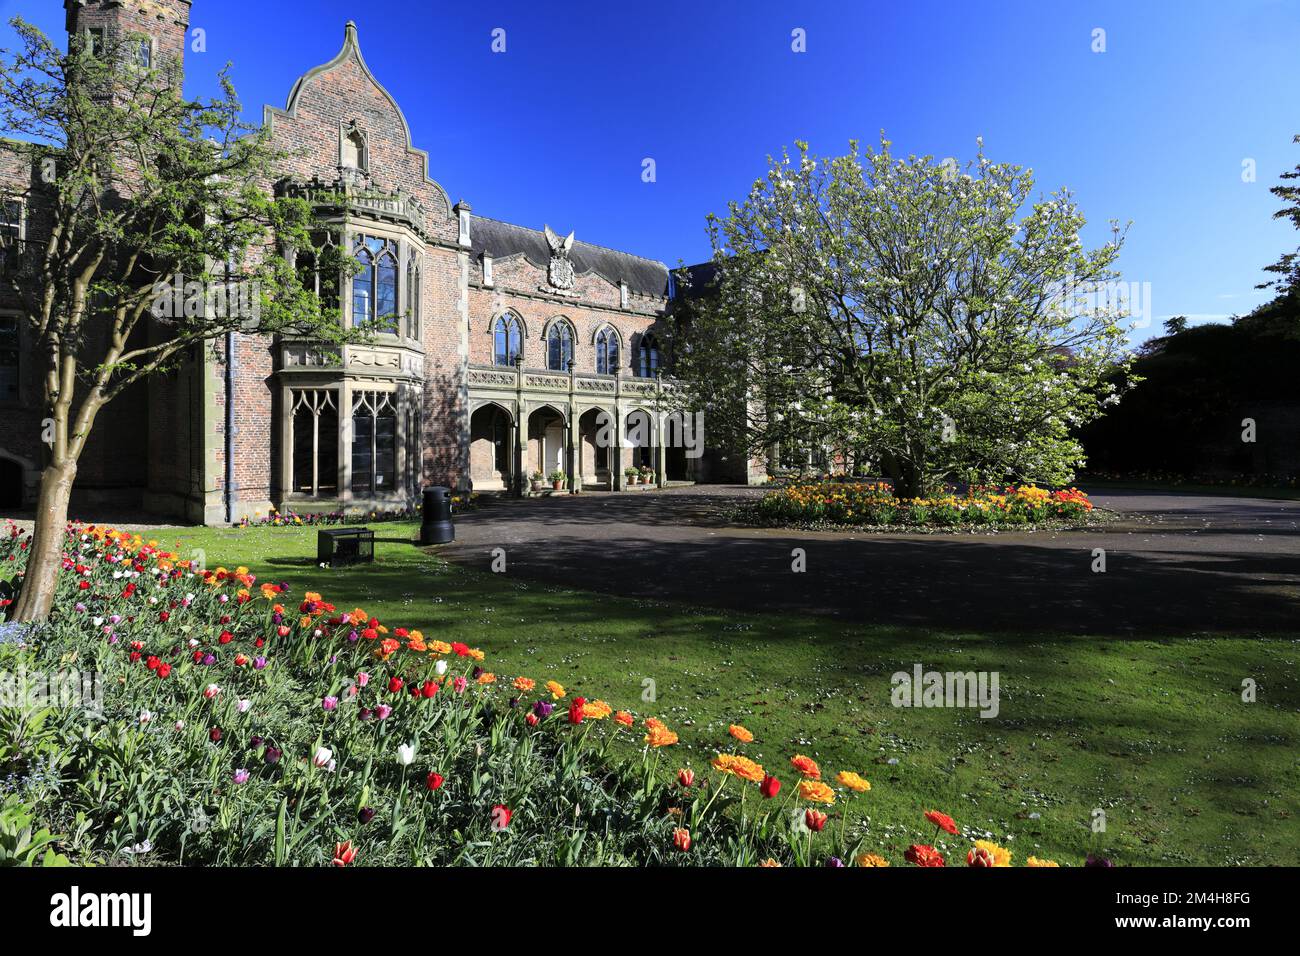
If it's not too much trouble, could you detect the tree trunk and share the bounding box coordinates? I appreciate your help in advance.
[11,460,77,623]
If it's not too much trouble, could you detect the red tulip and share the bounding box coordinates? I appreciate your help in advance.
[332,841,357,866]
[672,827,692,852]
[804,808,828,832]
[387,676,404,694]
[420,680,438,699]
[568,697,586,725]
[491,804,512,830]
[760,774,781,799]
[678,768,695,788]
[426,772,444,791]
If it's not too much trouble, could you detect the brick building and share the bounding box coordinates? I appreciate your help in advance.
[0,0,762,524]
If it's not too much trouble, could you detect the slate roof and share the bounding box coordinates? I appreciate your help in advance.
[470,216,671,299]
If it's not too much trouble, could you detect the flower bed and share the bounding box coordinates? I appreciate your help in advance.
[0,521,1076,867]
[752,482,1094,529]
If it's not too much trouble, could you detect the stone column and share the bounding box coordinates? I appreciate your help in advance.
[656,412,668,488]
[514,357,526,496]
[567,359,580,494]
[613,380,625,491]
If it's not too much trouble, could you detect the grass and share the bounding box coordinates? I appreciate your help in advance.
[154,519,1300,866]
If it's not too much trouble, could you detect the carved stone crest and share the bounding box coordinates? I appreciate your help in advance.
[542,224,577,295]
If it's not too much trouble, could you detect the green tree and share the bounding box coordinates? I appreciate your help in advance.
[1260,134,1300,298]
[0,19,357,621]
[676,136,1134,497]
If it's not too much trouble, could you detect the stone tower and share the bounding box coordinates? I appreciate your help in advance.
[63,0,192,73]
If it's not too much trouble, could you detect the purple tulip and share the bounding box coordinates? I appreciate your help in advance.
[232,769,250,784]
[825,857,845,868]
[263,746,282,765]
[202,653,216,666]
[533,700,554,719]
[322,696,338,711]
[253,656,268,670]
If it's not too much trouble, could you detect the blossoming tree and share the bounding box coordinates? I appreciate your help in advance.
[675,136,1134,498]
[0,20,356,621]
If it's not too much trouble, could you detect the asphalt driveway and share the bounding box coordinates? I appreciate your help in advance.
[439,485,1300,635]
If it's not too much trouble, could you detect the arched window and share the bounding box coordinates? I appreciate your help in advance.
[595,326,620,375]
[637,333,660,378]
[547,321,574,371]
[493,313,521,366]
[351,390,397,497]
[353,235,399,334]
[406,252,421,339]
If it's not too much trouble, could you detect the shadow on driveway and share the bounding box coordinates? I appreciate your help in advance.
[437,485,1300,635]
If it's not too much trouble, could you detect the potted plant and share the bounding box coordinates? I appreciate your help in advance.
[549,469,566,491]
[530,470,545,492]
[640,465,656,486]
[624,466,639,486]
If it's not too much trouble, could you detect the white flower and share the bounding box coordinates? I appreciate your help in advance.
[138,710,152,724]
[434,659,448,676]
[397,742,417,766]
[312,746,333,768]
[237,699,252,714]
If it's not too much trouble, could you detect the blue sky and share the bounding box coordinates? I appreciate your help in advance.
[3,0,1298,343]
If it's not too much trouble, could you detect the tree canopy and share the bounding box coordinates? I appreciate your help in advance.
[675,136,1134,497]
[0,18,356,620]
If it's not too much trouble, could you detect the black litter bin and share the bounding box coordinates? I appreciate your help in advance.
[420,486,455,544]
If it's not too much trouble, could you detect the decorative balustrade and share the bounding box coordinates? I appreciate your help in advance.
[277,175,428,232]
[468,363,674,403]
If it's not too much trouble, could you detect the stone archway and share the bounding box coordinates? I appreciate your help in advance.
[527,405,568,485]
[624,407,657,484]
[469,402,515,491]
[578,407,615,489]
[0,450,33,511]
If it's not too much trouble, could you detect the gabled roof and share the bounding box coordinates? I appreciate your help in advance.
[263,22,451,217]
[470,216,670,299]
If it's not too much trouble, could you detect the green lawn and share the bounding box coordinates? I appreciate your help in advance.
[158,519,1300,866]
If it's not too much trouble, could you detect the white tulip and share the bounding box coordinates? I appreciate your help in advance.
[397,742,416,766]
[312,746,333,768]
